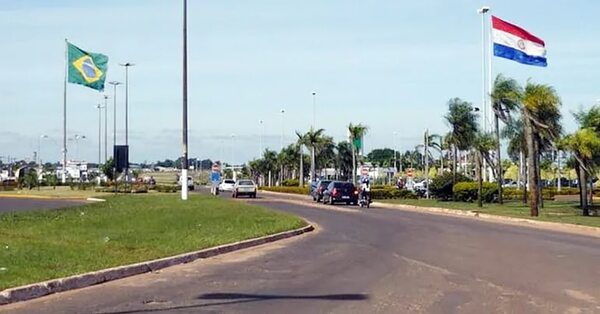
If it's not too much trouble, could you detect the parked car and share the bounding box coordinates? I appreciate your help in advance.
[219,179,236,192]
[322,181,359,205]
[311,179,332,202]
[232,179,257,198]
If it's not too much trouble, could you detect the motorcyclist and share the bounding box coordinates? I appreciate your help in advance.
[360,177,371,203]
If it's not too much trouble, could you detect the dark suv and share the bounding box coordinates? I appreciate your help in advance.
[322,181,358,205]
[311,179,332,202]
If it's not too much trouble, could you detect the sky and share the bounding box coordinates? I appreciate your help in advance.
[1,0,600,165]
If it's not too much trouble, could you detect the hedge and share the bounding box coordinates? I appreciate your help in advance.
[259,186,310,195]
[282,179,300,187]
[370,188,417,199]
[96,184,149,194]
[429,172,472,200]
[453,182,498,203]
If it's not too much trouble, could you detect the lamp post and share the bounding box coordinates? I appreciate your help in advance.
[69,134,86,161]
[95,104,104,165]
[108,81,122,149]
[280,108,285,151]
[311,92,316,130]
[103,95,109,163]
[119,63,135,182]
[259,120,264,157]
[393,131,398,171]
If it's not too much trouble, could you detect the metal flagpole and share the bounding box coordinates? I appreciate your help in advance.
[104,95,108,163]
[62,39,68,183]
[181,0,189,200]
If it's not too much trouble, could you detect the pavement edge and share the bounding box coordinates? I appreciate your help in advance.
[0,223,314,306]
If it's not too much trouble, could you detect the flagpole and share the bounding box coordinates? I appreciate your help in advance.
[181,0,189,200]
[62,38,68,183]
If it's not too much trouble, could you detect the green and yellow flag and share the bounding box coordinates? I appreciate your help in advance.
[67,42,108,91]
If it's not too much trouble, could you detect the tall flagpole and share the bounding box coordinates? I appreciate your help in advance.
[181,0,189,200]
[62,39,68,183]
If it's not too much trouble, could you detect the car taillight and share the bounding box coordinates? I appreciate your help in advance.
[317,186,322,192]
[332,188,337,196]
[353,189,358,195]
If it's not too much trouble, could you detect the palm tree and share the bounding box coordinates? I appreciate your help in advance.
[304,128,326,183]
[502,118,528,204]
[522,82,562,216]
[347,123,369,185]
[491,74,523,204]
[444,98,478,200]
[473,132,497,207]
[560,129,600,216]
[261,149,278,186]
[336,141,353,180]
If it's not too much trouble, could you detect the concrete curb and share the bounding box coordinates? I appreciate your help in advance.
[373,202,600,238]
[85,197,106,202]
[0,223,314,305]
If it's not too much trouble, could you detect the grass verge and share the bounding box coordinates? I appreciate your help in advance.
[0,186,103,199]
[0,194,305,290]
[381,199,600,228]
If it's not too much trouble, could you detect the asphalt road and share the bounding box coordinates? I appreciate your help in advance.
[0,198,87,213]
[2,192,600,313]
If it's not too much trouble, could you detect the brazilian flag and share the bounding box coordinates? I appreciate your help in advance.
[67,42,108,91]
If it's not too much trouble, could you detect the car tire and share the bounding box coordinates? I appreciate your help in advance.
[252,193,256,198]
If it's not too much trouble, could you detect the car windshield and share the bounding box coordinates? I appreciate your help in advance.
[334,182,354,189]
[224,180,235,184]
[238,180,254,186]
[319,181,332,187]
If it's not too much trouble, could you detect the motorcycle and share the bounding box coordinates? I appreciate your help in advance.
[358,192,371,208]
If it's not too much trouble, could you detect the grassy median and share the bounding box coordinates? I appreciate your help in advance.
[0,194,305,290]
[381,199,600,228]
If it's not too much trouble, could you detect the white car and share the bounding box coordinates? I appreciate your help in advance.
[219,179,236,192]
[232,179,257,198]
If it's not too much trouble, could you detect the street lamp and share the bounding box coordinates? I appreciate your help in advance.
[280,108,285,151]
[181,0,189,200]
[259,120,264,157]
[69,135,86,161]
[119,62,134,182]
[312,92,316,130]
[108,81,122,149]
[393,131,398,171]
[95,104,104,165]
[478,6,491,133]
[103,95,109,163]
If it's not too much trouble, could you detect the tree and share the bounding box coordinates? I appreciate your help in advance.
[491,74,523,204]
[336,141,353,180]
[101,158,115,181]
[304,128,327,183]
[295,131,306,186]
[367,148,395,167]
[348,123,369,185]
[473,132,497,207]
[444,98,478,200]
[522,81,562,216]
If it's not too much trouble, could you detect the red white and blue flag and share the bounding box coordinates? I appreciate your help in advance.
[492,16,547,67]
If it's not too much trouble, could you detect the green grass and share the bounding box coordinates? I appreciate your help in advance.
[0,194,305,290]
[381,199,600,228]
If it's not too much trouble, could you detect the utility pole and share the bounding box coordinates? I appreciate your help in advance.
[424,130,429,199]
[181,0,189,200]
[103,95,109,163]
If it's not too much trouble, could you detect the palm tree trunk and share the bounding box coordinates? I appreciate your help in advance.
[352,145,356,185]
[525,116,538,216]
[477,152,483,208]
[495,114,503,205]
[535,140,544,209]
[580,163,589,216]
[299,145,304,187]
[452,144,457,201]
[311,146,316,183]
[521,150,527,205]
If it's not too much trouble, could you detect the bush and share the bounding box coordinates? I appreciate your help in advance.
[96,184,149,194]
[154,184,179,193]
[503,187,557,200]
[429,172,472,200]
[282,179,300,187]
[453,182,498,203]
[260,186,310,195]
[370,188,417,199]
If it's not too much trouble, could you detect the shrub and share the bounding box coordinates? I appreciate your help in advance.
[154,184,179,193]
[370,188,417,199]
[259,186,310,195]
[282,179,300,187]
[453,182,498,203]
[429,172,472,200]
[503,187,556,200]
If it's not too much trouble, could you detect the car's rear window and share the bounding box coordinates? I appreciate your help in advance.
[238,180,254,186]
[319,181,331,187]
[224,180,235,184]
[334,182,354,189]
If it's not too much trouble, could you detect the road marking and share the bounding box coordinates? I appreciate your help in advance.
[394,254,454,275]
[564,289,597,304]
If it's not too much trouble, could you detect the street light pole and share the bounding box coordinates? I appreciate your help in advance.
[312,92,316,130]
[96,104,103,166]
[393,131,398,171]
[259,120,264,157]
[38,135,48,169]
[103,95,109,163]
[108,81,122,150]
[181,0,189,200]
[280,109,285,151]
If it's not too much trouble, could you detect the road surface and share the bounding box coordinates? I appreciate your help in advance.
[2,192,600,313]
[0,197,87,214]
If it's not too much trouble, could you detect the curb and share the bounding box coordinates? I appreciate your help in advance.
[0,223,314,305]
[373,202,600,238]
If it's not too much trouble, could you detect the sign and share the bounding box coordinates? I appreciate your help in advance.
[210,171,221,184]
[211,162,220,171]
[360,166,369,176]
